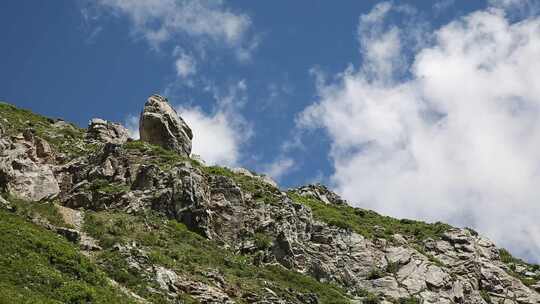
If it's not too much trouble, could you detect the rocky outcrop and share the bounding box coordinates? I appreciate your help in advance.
[232,167,278,188]
[139,95,193,156]
[294,184,348,205]
[1,100,539,304]
[53,138,539,303]
[0,130,59,201]
[87,118,130,144]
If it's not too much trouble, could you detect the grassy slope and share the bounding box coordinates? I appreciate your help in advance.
[287,192,451,243]
[1,101,538,303]
[0,209,135,304]
[84,211,351,304]
[0,102,92,158]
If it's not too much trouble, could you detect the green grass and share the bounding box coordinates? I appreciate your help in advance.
[396,297,421,304]
[362,293,381,304]
[0,102,54,135]
[413,244,444,267]
[288,192,451,243]
[480,290,492,303]
[123,140,200,170]
[89,179,129,195]
[367,268,385,280]
[203,166,282,204]
[0,209,135,304]
[253,232,273,250]
[0,102,91,158]
[4,193,70,228]
[83,210,351,304]
[498,248,540,287]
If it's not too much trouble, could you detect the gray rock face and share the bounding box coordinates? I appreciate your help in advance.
[139,95,193,156]
[87,118,130,144]
[232,167,278,188]
[50,140,540,303]
[294,184,347,205]
[0,131,60,201]
[2,101,540,304]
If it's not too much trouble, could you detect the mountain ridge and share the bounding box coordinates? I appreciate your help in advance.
[0,98,539,304]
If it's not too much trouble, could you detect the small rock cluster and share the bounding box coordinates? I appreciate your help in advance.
[87,118,130,145]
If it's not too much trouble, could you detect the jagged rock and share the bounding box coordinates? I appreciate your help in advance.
[2,101,540,304]
[0,133,60,201]
[293,184,347,205]
[155,266,235,303]
[87,118,130,144]
[139,94,193,156]
[232,167,278,188]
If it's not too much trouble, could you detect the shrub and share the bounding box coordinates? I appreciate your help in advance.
[89,179,128,194]
[363,293,381,304]
[386,262,400,274]
[398,296,421,304]
[367,268,385,280]
[254,233,273,250]
[480,290,492,303]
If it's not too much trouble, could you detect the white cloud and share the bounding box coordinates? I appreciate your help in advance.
[176,107,240,166]
[262,157,295,182]
[176,80,251,166]
[175,53,197,78]
[92,0,255,59]
[299,3,540,262]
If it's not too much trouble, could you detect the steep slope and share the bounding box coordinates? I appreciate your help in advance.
[0,207,137,304]
[0,99,539,304]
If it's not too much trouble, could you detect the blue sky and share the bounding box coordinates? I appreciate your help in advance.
[3,0,540,262]
[0,0,484,187]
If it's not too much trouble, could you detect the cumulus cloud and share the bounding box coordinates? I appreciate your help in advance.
[92,0,254,57]
[178,80,251,166]
[299,3,540,262]
[176,107,240,166]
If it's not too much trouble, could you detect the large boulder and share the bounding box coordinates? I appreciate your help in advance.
[0,132,60,201]
[139,95,193,157]
[87,118,130,144]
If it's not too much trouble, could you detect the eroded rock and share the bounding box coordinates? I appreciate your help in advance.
[139,94,193,156]
[87,118,130,144]
[0,133,59,201]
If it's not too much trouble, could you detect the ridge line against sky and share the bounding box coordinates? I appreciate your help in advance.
[2,0,540,263]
